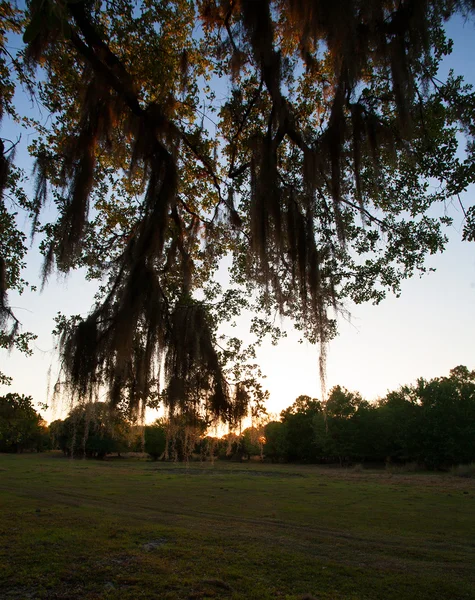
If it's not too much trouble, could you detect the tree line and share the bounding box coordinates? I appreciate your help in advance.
[1,365,474,470]
[263,365,475,469]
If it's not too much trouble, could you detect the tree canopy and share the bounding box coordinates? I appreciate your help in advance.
[1,0,475,423]
[0,392,48,452]
[50,401,132,457]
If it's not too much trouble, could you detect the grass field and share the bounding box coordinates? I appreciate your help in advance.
[0,453,474,600]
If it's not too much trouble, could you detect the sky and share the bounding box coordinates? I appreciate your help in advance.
[1,15,474,424]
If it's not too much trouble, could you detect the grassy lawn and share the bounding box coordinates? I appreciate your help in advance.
[0,454,474,599]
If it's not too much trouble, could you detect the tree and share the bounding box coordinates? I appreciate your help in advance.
[321,385,381,465]
[0,392,47,452]
[263,420,288,462]
[378,387,422,464]
[349,400,384,463]
[1,0,475,421]
[242,426,264,459]
[52,402,131,458]
[409,366,475,468]
[143,419,167,460]
[375,367,475,468]
[0,3,38,385]
[280,395,323,462]
[162,412,208,460]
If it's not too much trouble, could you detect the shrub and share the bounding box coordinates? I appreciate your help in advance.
[451,463,475,478]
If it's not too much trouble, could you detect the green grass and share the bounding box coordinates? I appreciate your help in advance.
[0,454,474,599]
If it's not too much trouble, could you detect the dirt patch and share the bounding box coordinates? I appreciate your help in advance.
[142,538,167,551]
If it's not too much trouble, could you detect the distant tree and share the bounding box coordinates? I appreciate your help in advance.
[413,366,475,468]
[350,401,384,463]
[0,393,47,452]
[281,395,323,462]
[54,402,131,458]
[49,418,67,451]
[195,435,220,461]
[215,432,241,461]
[263,421,288,462]
[144,419,166,460]
[145,413,209,461]
[324,386,361,419]
[322,386,365,465]
[376,367,475,468]
[242,427,264,459]
[377,388,421,465]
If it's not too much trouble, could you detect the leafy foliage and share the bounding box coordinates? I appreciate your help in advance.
[143,419,167,460]
[0,392,48,452]
[50,402,131,458]
[0,3,38,384]
[263,420,288,462]
[280,395,323,462]
[1,0,475,421]
[271,366,475,468]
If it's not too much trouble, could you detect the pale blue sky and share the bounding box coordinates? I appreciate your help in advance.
[1,16,474,423]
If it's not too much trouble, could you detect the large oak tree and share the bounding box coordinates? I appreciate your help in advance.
[1,0,474,423]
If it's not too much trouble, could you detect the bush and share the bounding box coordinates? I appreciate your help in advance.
[451,463,475,478]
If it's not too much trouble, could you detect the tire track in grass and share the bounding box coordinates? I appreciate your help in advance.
[1,483,474,578]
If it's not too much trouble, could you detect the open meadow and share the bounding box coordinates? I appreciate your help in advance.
[0,453,474,600]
